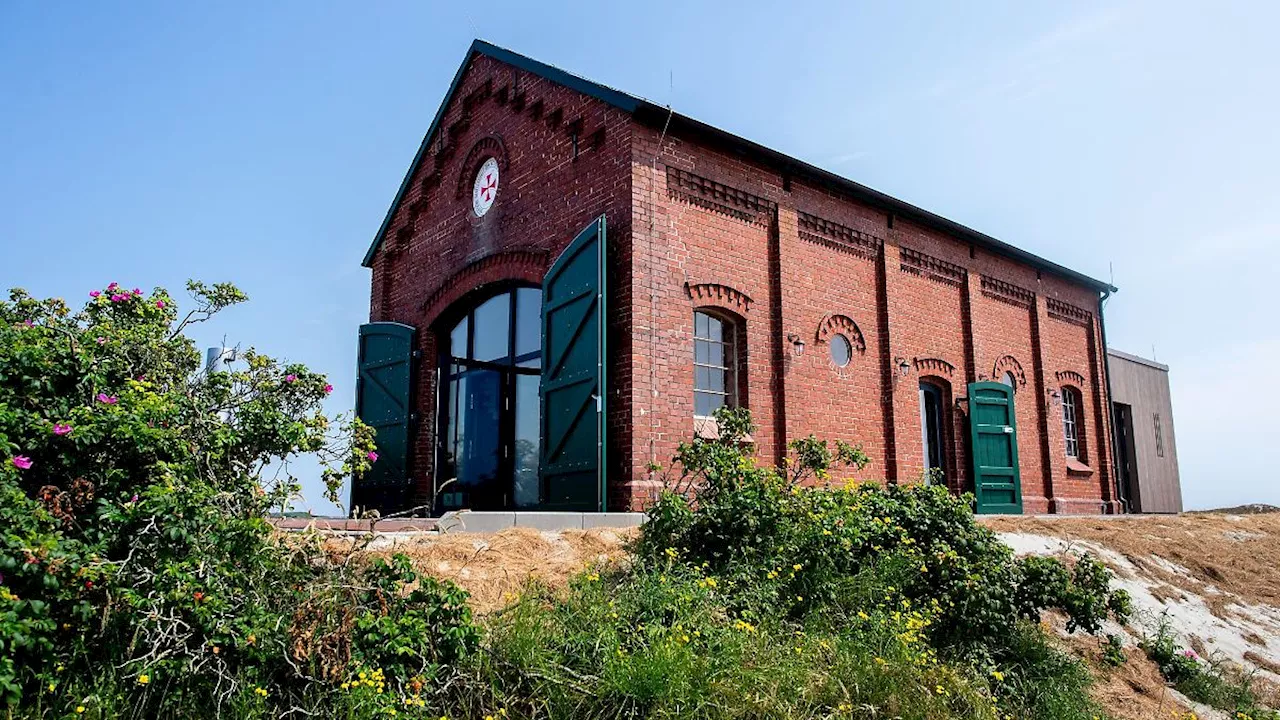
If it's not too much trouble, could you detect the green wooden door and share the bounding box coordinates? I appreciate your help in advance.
[540,216,606,511]
[353,322,416,511]
[968,381,1023,514]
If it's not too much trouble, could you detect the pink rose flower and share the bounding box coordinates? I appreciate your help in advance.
[1182,649,1199,661]
[97,393,119,405]
[107,282,119,291]
[96,336,107,345]
[23,320,33,328]
[110,294,126,303]
[367,451,379,462]
[53,424,72,436]
[285,374,297,383]
[324,383,334,394]
[155,300,165,309]
[132,288,142,296]
[12,456,32,470]
[89,290,101,298]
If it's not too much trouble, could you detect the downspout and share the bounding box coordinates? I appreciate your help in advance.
[1097,288,1129,514]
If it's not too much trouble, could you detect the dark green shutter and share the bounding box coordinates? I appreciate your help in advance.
[540,216,606,511]
[353,322,416,511]
[968,381,1023,514]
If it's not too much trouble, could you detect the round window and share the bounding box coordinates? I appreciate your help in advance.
[829,334,852,367]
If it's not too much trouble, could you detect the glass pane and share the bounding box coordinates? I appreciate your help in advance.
[449,315,469,360]
[695,391,724,417]
[694,366,711,392]
[694,340,709,364]
[1001,371,1016,389]
[707,367,725,392]
[704,314,723,341]
[694,311,708,338]
[513,374,541,508]
[514,287,542,368]
[830,335,851,367]
[472,293,511,363]
[455,368,501,499]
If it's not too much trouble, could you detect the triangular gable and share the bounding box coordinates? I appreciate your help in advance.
[360,39,643,268]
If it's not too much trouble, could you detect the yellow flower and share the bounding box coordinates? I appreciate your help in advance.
[47,682,56,692]
[792,564,803,571]
[991,670,1005,682]
[137,674,150,685]
[586,573,600,582]
[254,687,268,697]
[76,706,86,714]
[665,547,679,559]
[246,634,256,646]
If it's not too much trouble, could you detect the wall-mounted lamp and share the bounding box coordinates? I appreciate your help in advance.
[1048,389,1061,406]
[895,357,911,377]
[786,333,806,356]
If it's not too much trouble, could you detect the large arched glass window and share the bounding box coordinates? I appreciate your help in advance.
[693,310,739,417]
[438,287,541,511]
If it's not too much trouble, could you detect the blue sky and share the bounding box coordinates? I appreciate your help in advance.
[2,1,1276,514]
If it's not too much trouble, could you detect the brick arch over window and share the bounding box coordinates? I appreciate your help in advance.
[815,313,866,354]
[1055,369,1086,387]
[421,249,548,326]
[992,355,1027,388]
[685,282,753,315]
[913,357,956,378]
[454,135,509,200]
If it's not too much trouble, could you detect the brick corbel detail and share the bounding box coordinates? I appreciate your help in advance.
[685,282,753,314]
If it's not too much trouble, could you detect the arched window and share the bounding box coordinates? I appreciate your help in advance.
[693,310,741,417]
[1000,371,1017,392]
[1061,386,1085,459]
[919,380,950,484]
[438,287,542,511]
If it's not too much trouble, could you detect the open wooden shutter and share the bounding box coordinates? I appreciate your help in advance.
[539,216,606,511]
[968,381,1023,514]
[353,322,416,512]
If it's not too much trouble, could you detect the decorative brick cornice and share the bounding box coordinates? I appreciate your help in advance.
[686,282,753,314]
[1055,370,1086,387]
[1046,297,1092,326]
[980,275,1034,309]
[992,355,1027,388]
[914,357,956,377]
[815,313,866,353]
[900,247,966,287]
[797,212,883,261]
[666,168,776,226]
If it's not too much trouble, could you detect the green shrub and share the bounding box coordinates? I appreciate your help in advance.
[0,283,478,716]
[640,407,1131,656]
[1142,620,1279,719]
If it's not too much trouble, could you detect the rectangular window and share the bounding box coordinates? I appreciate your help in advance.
[693,311,737,417]
[1062,389,1080,459]
[1153,412,1165,458]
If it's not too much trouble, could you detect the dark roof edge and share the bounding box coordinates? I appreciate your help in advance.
[362,40,1119,295]
[1107,347,1169,372]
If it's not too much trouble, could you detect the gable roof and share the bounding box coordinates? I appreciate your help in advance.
[362,40,1117,294]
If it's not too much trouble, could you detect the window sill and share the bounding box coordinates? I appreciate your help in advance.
[694,416,753,443]
[1065,458,1093,476]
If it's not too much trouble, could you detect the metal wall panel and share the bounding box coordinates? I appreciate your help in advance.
[1106,349,1182,513]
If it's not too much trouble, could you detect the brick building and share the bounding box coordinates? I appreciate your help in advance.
[353,40,1121,516]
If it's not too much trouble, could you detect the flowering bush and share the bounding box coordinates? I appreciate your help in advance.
[0,282,477,716]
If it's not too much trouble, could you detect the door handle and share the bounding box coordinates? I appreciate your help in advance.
[1002,426,1014,433]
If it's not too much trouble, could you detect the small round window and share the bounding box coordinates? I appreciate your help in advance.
[829,334,852,367]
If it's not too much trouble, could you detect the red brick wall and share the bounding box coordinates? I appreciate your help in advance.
[626,121,1117,514]
[364,53,634,510]
[368,53,1117,515]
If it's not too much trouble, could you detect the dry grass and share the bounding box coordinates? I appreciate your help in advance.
[983,512,1280,607]
[328,526,635,613]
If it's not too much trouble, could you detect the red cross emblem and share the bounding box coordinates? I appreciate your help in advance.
[479,172,496,201]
